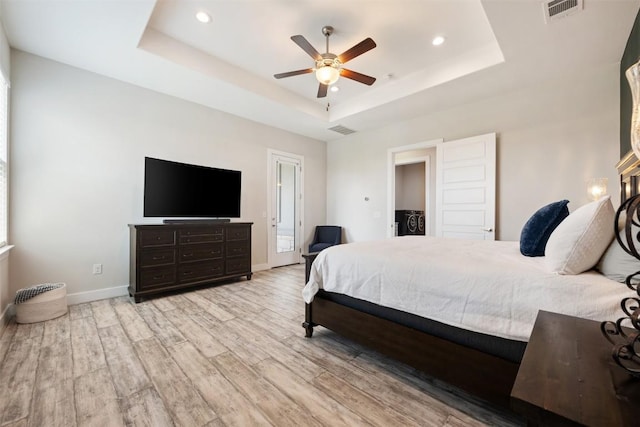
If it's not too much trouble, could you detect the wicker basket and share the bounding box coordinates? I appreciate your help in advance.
[15,283,68,324]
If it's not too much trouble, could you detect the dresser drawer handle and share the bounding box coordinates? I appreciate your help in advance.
[182,271,193,276]
[156,237,161,240]
[152,256,166,261]
[183,253,193,258]
[153,274,165,280]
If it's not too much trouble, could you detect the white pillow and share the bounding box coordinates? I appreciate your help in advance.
[597,237,640,282]
[545,196,615,275]
[597,218,640,283]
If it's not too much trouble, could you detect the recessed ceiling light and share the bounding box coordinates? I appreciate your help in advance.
[196,11,211,23]
[432,36,445,46]
[330,86,340,93]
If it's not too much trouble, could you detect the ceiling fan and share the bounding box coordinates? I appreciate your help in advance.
[274,26,377,98]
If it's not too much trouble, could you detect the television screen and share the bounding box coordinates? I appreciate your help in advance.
[144,157,241,218]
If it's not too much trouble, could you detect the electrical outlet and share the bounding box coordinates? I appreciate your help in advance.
[92,264,103,275]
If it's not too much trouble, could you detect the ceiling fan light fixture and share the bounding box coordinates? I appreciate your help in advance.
[274,25,376,97]
[316,66,340,85]
[315,56,341,85]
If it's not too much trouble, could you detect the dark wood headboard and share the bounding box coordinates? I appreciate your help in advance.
[617,150,640,202]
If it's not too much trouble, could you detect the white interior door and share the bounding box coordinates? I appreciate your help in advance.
[268,151,302,267]
[435,133,496,240]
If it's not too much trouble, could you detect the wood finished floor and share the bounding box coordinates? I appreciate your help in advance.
[0,264,523,427]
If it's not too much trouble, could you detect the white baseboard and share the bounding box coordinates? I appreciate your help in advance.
[66,285,130,305]
[3,267,279,318]
[252,263,270,272]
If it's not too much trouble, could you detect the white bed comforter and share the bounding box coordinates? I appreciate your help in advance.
[302,236,633,341]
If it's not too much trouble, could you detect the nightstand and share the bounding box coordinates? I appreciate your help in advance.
[511,310,640,426]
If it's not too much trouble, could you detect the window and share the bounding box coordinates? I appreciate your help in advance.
[0,72,8,247]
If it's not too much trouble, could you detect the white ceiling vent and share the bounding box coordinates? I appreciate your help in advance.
[329,125,356,135]
[543,0,583,23]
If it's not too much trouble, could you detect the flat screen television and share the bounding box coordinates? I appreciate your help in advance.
[144,157,241,218]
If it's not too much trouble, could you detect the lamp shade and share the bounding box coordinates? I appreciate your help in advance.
[316,66,340,86]
[587,178,608,201]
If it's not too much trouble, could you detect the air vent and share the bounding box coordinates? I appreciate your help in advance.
[329,125,356,135]
[543,0,583,22]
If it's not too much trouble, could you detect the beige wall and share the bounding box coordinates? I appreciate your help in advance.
[0,19,9,332]
[9,50,326,302]
[327,62,620,242]
[395,163,425,211]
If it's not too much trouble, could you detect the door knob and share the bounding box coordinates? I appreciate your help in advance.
[483,227,494,232]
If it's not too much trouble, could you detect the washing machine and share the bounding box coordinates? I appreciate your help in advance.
[395,210,425,236]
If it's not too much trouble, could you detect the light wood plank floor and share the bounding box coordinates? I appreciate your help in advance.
[0,264,523,426]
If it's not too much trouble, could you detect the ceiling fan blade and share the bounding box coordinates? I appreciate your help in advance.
[338,38,376,63]
[274,68,314,79]
[317,83,328,98]
[291,35,322,61]
[340,69,376,86]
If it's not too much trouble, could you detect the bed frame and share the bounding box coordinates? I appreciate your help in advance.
[303,293,519,407]
[302,153,640,409]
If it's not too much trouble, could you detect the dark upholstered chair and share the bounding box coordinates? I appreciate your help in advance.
[308,226,342,253]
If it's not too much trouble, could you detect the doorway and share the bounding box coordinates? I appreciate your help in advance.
[387,133,496,239]
[387,139,442,238]
[268,150,303,267]
[395,156,430,236]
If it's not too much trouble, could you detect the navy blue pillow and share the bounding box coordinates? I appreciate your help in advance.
[520,200,570,257]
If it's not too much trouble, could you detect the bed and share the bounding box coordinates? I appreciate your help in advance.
[301,155,640,408]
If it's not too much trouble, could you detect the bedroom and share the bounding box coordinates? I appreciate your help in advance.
[1,0,640,425]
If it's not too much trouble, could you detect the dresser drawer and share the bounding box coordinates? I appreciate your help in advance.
[226,257,250,275]
[139,266,176,290]
[227,241,249,258]
[226,226,250,242]
[179,226,224,237]
[139,249,176,267]
[179,229,224,245]
[139,229,176,248]
[179,244,223,263]
[178,260,224,284]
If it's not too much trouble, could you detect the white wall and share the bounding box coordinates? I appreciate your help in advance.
[395,163,425,211]
[0,18,9,332]
[9,50,326,301]
[328,62,620,242]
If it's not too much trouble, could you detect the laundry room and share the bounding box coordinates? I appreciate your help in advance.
[394,147,436,236]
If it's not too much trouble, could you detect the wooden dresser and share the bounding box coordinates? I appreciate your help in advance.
[129,222,252,302]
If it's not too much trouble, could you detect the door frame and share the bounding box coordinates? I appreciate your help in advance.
[387,139,442,238]
[267,149,304,268]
